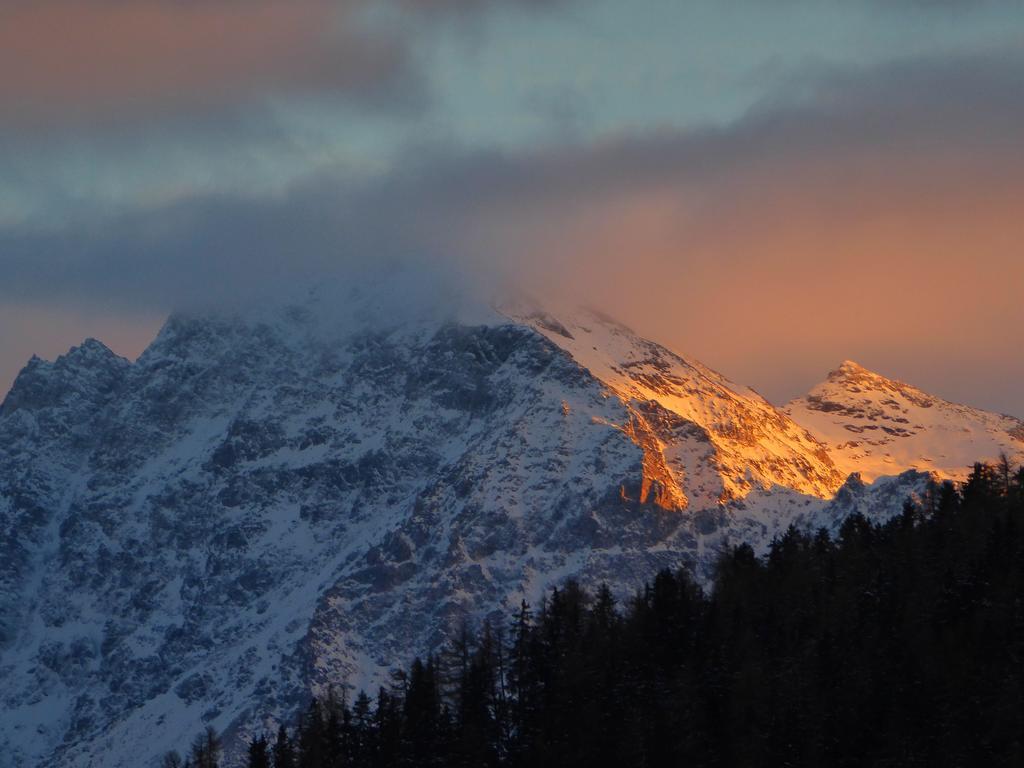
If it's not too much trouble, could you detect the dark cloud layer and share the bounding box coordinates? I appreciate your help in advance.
[3,50,1019,292]
[2,48,1023,413]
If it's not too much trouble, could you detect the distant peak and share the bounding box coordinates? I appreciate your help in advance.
[72,338,114,356]
[804,359,942,412]
[61,338,126,368]
[827,359,885,383]
[1,338,128,418]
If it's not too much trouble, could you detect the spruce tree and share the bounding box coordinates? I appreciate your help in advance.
[188,727,221,768]
[272,724,296,768]
[248,735,271,768]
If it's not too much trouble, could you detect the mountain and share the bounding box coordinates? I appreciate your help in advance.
[0,285,935,767]
[785,360,1024,481]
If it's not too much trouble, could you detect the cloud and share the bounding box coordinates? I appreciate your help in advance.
[0,0,564,128]
[2,49,1023,413]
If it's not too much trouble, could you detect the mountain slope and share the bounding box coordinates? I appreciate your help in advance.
[785,360,1024,481]
[503,303,845,507]
[0,290,922,767]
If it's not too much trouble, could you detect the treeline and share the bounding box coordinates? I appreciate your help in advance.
[168,460,1024,767]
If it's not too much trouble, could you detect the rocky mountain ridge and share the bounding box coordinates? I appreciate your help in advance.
[0,289,1003,767]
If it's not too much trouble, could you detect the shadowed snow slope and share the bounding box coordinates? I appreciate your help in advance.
[0,286,949,767]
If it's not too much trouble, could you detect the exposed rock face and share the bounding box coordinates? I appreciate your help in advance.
[0,293,930,768]
[786,360,1024,481]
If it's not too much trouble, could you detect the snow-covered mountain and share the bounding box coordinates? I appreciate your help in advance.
[0,284,973,767]
[786,360,1024,481]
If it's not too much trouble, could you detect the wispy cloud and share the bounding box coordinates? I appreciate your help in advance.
[0,0,565,128]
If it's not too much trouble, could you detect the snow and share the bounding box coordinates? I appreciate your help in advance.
[0,290,1003,767]
[785,360,1024,481]
[500,303,844,502]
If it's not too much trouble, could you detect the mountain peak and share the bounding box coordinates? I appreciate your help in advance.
[0,338,129,417]
[834,359,868,375]
[502,303,844,503]
[827,359,893,386]
[65,337,119,363]
[787,360,1024,482]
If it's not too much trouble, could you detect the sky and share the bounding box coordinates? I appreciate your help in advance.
[1,0,1023,414]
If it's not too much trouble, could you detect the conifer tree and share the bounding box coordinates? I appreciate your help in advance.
[188,727,221,768]
[248,735,271,768]
[297,699,326,768]
[272,724,296,768]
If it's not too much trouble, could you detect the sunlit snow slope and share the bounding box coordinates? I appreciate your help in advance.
[503,303,844,507]
[786,360,1024,481]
